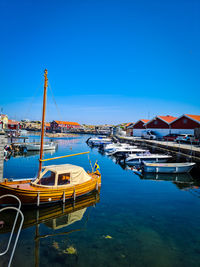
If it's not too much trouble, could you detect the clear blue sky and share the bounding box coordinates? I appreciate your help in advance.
[0,0,200,124]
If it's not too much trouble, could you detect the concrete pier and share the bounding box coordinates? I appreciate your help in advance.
[115,135,200,164]
[0,132,6,181]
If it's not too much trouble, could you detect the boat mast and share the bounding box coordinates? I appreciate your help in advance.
[39,69,48,174]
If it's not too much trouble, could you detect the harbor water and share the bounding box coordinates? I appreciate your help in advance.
[1,134,200,267]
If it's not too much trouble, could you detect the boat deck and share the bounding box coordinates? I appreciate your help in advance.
[2,173,99,191]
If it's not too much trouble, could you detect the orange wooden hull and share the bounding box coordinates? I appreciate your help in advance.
[0,172,101,206]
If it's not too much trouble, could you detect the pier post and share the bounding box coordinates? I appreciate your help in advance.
[0,132,6,181]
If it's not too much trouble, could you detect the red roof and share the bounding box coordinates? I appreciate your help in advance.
[8,120,20,125]
[126,122,134,127]
[157,115,177,124]
[54,120,80,126]
[141,119,149,123]
[185,114,200,123]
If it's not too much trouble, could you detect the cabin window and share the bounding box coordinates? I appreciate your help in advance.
[40,171,55,186]
[154,121,158,125]
[183,118,187,124]
[58,173,70,185]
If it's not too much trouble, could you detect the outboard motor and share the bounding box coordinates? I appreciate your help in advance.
[98,144,104,151]
[86,137,91,144]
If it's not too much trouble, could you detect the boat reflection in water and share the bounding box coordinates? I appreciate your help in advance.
[141,172,200,192]
[0,191,100,266]
[141,172,195,183]
[118,161,200,196]
[4,147,57,161]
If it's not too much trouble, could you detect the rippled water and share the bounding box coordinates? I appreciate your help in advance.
[1,134,200,267]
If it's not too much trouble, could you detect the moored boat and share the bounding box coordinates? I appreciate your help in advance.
[0,164,101,205]
[0,69,101,206]
[101,143,137,153]
[108,147,147,157]
[125,153,172,164]
[87,136,112,146]
[25,141,57,151]
[142,162,196,173]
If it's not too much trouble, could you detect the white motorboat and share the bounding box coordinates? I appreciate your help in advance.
[87,136,112,146]
[103,143,137,153]
[142,162,196,173]
[107,147,147,157]
[25,142,57,151]
[125,152,172,164]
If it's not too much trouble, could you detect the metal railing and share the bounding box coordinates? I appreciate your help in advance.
[0,195,24,267]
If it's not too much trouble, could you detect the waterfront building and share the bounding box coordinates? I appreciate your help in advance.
[133,119,149,137]
[0,114,8,129]
[170,114,200,135]
[45,122,51,132]
[126,123,134,136]
[7,119,21,130]
[50,120,81,133]
[143,115,177,137]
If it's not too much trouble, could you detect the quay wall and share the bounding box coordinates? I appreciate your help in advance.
[133,128,194,138]
[0,133,6,181]
[115,135,200,164]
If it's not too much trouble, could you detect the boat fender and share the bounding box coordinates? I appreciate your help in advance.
[73,188,76,201]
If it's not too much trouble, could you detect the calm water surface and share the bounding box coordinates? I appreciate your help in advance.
[1,134,200,267]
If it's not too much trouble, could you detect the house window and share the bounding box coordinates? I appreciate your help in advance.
[154,121,158,125]
[183,118,187,124]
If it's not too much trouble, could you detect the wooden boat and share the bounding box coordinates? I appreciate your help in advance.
[0,69,101,206]
[142,162,196,173]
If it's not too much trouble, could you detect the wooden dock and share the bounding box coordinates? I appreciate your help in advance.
[8,136,29,143]
[115,136,200,163]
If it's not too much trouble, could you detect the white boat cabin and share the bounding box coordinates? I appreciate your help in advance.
[32,164,91,188]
